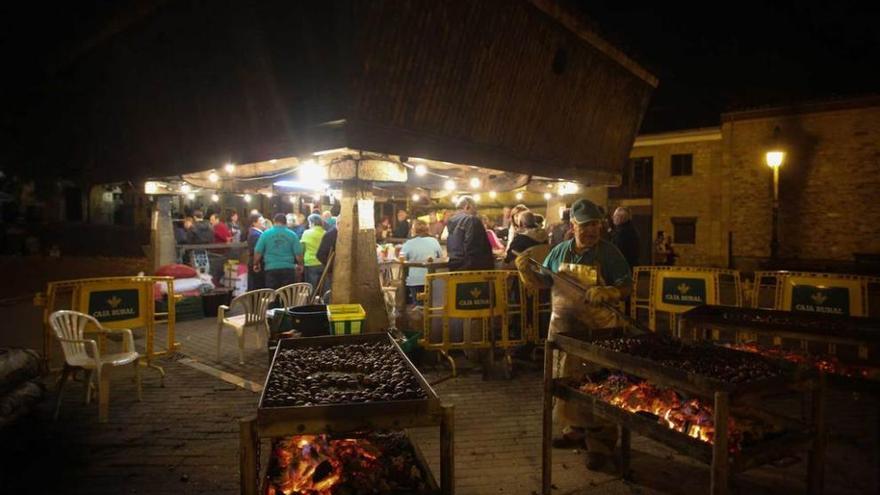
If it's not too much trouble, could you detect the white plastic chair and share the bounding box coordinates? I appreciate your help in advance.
[49,310,142,423]
[275,283,313,309]
[217,288,275,364]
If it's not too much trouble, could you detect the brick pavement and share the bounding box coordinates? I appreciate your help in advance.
[1,313,877,494]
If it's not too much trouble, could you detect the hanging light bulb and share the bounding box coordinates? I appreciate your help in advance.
[414,164,427,176]
[515,191,524,201]
[411,193,421,202]
[473,193,481,202]
[224,163,235,174]
[544,192,552,200]
[444,179,456,191]
[243,194,252,203]
[211,193,220,202]
[208,172,219,183]
[180,184,191,194]
[489,190,497,199]
[469,177,481,189]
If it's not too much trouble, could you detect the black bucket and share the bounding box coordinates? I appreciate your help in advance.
[279,304,329,337]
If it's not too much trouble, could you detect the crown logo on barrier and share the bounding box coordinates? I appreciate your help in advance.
[677,283,691,295]
[811,291,827,305]
[470,287,482,299]
[107,295,123,308]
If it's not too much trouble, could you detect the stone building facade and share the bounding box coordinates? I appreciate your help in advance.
[586,96,880,272]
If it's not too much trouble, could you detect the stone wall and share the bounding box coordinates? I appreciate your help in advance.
[723,102,880,264]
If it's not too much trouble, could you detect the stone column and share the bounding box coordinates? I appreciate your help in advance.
[151,196,176,271]
[333,183,389,332]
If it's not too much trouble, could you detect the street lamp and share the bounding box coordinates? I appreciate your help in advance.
[765,127,785,260]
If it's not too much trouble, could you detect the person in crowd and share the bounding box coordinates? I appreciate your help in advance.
[446,196,494,271]
[392,209,411,239]
[377,216,392,242]
[430,211,450,239]
[654,231,668,265]
[401,220,443,304]
[316,218,338,298]
[300,213,327,289]
[549,208,572,248]
[246,213,265,290]
[610,206,640,269]
[175,216,194,244]
[504,211,549,266]
[482,215,506,256]
[253,213,303,290]
[516,198,632,471]
[292,213,307,238]
[500,206,512,229]
[664,235,677,266]
[211,213,232,244]
[208,213,233,285]
[191,210,214,244]
[226,210,242,243]
[506,204,530,249]
[286,213,296,230]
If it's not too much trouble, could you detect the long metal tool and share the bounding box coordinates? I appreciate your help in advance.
[523,257,649,335]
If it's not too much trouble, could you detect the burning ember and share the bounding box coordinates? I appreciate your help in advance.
[265,432,430,495]
[578,373,779,452]
[726,342,877,379]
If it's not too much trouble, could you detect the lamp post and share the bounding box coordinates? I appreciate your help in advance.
[765,145,785,261]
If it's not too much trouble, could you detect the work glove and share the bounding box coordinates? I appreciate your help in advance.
[515,256,550,290]
[585,286,621,305]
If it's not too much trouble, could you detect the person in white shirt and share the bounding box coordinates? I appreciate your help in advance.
[401,220,443,304]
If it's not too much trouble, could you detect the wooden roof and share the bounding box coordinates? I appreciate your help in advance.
[58,0,656,185]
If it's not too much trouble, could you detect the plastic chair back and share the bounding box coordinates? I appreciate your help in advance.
[231,289,275,327]
[275,283,313,309]
[49,310,100,364]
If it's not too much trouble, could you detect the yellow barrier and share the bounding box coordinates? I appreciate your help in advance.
[753,271,880,318]
[421,270,525,376]
[631,266,742,335]
[38,276,180,382]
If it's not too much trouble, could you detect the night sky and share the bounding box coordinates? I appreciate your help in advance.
[1,0,878,173]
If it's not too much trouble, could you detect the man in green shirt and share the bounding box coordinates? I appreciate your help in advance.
[517,198,633,471]
[300,213,326,290]
[253,213,303,290]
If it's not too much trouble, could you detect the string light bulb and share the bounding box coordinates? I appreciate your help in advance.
[180,184,191,194]
[186,193,195,200]
[411,193,421,202]
[489,190,497,199]
[243,194,251,203]
[289,196,296,203]
[473,193,481,202]
[266,192,273,198]
[515,191,524,201]
[211,194,219,202]
[469,177,481,189]
[208,172,219,183]
[224,163,235,174]
[444,179,456,191]
[544,192,552,200]
[414,165,427,176]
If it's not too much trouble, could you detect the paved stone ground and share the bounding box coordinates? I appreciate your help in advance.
[1,312,877,494]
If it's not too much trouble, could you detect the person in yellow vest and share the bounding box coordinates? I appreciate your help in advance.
[516,198,633,471]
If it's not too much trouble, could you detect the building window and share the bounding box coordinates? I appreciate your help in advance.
[670,153,693,176]
[671,217,696,244]
[609,157,653,199]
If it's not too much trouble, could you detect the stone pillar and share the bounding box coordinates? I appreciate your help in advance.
[333,183,389,332]
[151,196,176,271]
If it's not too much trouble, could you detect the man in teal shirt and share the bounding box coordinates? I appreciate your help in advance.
[253,213,303,290]
[517,198,632,471]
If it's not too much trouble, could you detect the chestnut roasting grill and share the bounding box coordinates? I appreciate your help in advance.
[242,333,454,495]
[542,329,826,495]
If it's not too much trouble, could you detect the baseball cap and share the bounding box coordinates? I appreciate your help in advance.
[570,199,604,224]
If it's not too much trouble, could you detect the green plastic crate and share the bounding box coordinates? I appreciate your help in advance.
[327,304,365,335]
